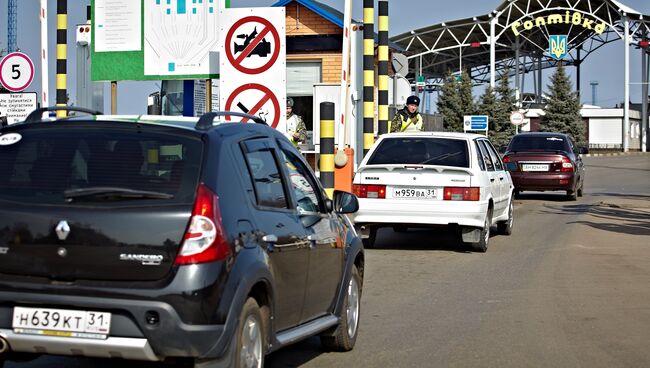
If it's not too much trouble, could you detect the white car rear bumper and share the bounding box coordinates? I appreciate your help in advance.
[352,198,489,228]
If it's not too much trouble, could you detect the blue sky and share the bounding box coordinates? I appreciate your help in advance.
[1,0,649,114]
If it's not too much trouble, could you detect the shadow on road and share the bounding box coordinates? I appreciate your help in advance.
[540,195,650,236]
[266,337,324,368]
[514,192,574,202]
[586,164,650,172]
[372,227,478,253]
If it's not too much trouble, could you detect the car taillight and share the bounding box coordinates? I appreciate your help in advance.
[353,184,386,199]
[560,156,574,172]
[502,155,511,163]
[443,187,480,201]
[175,183,230,265]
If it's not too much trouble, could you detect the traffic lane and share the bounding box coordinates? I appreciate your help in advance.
[7,156,650,368]
[268,198,650,365]
[582,154,650,196]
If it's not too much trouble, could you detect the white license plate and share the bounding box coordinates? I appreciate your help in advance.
[12,307,111,339]
[522,164,549,172]
[393,188,436,199]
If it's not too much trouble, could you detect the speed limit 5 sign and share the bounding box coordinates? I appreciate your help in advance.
[0,52,35,92]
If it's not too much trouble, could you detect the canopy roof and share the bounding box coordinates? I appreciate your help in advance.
[391,0,650,85]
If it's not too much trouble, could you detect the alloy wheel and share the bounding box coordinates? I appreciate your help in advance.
[347,277,360,338]
[240,314,263,368]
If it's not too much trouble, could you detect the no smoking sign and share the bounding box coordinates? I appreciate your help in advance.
[225,83,282,129]
[0,52,35,92]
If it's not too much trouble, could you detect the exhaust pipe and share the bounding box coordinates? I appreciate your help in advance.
[0,336,9,354]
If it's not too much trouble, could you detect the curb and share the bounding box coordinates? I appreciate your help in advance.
[582,151,650,157]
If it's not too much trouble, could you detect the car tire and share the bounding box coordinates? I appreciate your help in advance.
[234,298,265,368]
[471,209,492,253]
[497,199,514,236]
[362,227,377,249]
[321,265,362,352]
[577,182,584,197]
[567,190,577,201]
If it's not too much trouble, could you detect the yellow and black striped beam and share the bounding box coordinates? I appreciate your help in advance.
[363,0,374,156]
[56,0,67,117]
[378,0,389,135]
[320,102,335,198]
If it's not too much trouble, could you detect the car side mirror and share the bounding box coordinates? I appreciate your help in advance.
[333,190,359,214]
[504,162,518,172]
[324,198,334,213]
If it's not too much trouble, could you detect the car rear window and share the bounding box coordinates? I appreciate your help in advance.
[367,137,469,168]
[0,125,203,205]
[508,135,570,152]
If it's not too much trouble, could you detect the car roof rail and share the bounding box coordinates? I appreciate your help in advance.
[24,106,103,123]
[196,111,267,130]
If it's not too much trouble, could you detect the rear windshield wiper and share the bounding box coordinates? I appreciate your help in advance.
[64,187,174,201]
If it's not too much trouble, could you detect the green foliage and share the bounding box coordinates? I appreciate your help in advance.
[541,63,585,146]
[437,70,475,132]
[490,70,518,147]
[477,85,497,127]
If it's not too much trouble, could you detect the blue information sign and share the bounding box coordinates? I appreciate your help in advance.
[463,115,488,131]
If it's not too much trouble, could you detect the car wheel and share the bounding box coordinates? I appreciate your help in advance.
[362,227,377,249]
[567,190,577,201]
[235,298,265,368]
[471,209,492,253]
[577,182,584,197]
[321,265,362,351]
[497,199,514,236]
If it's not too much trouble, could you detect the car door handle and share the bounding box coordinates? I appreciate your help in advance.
[499,177,505,181]
[262,234,278,244]
[490,178,495,182]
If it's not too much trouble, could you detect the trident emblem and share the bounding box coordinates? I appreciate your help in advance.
[549,35,568,60]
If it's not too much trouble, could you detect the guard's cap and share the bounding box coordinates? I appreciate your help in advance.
[406,95,420,106]
[287,97,294,108]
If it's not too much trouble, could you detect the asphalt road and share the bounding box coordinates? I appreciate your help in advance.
[6,155,650,368]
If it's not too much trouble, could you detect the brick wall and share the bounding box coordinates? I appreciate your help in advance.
[285,3,341,36]
[287,53,342,84]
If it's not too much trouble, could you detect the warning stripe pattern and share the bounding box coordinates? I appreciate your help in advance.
[56,0,67,117]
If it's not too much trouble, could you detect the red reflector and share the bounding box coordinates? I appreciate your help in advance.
[502,155,511,163]
[640,40,649,47]
[443,187,480,201]
[559,179,570,185]
[470,42,481,48]
[353,184,386,199]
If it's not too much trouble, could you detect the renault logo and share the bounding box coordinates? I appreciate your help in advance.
[55,220,71,241]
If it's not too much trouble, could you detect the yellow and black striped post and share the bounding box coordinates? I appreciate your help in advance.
[56,0,67,117]
[363,0,375,156]
[320,102,335,199]
[378,0,389,135]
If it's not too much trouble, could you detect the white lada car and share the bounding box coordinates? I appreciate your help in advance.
[352,132,515,252]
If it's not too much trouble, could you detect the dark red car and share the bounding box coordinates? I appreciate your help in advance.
[502,132,585,200]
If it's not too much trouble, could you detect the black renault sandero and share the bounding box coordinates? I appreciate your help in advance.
[0,107,364,368]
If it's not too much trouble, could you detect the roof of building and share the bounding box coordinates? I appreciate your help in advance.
[272,0,403,50]
[390,0,650,84]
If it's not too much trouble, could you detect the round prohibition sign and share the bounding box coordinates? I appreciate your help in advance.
[225,16,281,75]
[225,83,281,128]
[0,52,35,92]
